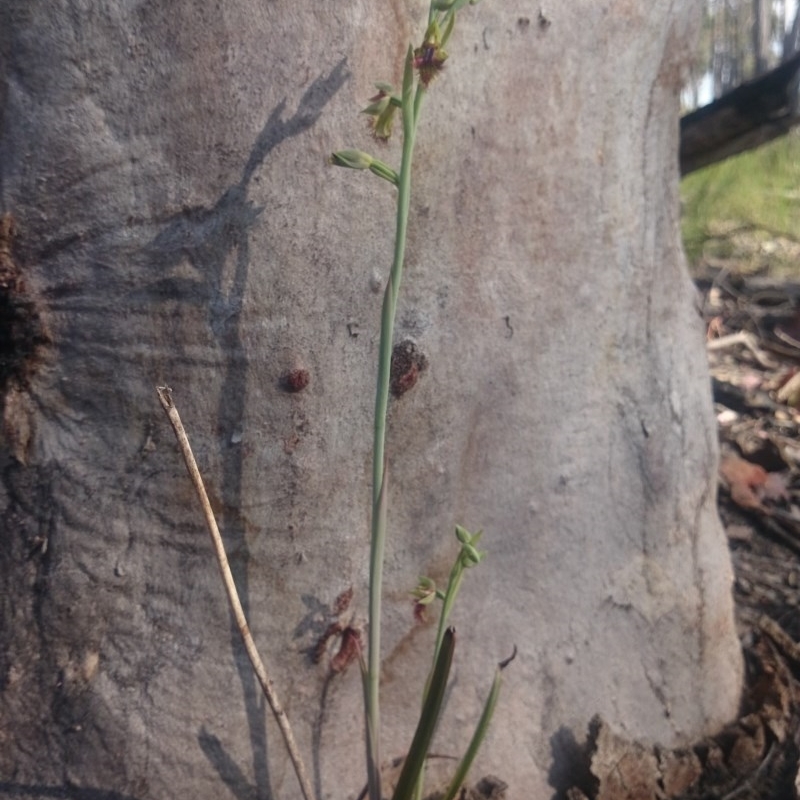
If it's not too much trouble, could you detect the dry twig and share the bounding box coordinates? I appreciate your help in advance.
[156,385,314,800]
[758,615,800,668]
[706,330,778,369]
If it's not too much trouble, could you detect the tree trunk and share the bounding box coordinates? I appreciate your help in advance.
[785,1,800,57]
[752,0,771,75]
[0,2,742,799]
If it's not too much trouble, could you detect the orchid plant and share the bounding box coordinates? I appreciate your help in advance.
[159,4,511,800]
[331,2,513,799]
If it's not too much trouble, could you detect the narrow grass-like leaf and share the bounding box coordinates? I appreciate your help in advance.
[360,648,382,800]
[391,628,456,800]
[440,646,516,800]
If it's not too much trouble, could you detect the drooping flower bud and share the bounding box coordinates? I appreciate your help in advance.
[411,576,438,605]
[362,83,400,141]
[330,149,399,186]
[411,576,439,623]
[329,149,375,170]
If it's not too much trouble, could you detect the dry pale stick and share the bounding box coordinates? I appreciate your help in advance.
[156,385,314,800]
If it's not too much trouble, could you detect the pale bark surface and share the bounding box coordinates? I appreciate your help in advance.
[0,2,742,799]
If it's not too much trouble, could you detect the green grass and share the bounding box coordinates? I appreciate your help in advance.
[681,130,800,276]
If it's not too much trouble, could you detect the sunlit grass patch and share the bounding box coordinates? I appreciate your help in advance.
[681,131,800,276]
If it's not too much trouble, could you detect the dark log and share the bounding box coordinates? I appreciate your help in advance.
[680,50,800,175]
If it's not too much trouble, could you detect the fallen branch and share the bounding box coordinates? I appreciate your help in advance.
[156,385,314,800]
[758,614,800,668]
[680,50,800,175]
[706,330,778,369]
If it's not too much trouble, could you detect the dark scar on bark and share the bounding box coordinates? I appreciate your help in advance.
[0,214,50,396]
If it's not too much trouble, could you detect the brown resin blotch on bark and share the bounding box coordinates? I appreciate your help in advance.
[390,339,427,398]
[282,367,310,393]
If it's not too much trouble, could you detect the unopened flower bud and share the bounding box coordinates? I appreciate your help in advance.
[330,150,398,186]
[460,542,483,565]
[455,524,471,544]
[330,149,375,170]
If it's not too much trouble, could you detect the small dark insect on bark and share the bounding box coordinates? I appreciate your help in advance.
[538,8,551,29]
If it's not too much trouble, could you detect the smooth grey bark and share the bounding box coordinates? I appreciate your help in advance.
[1,2,742,799]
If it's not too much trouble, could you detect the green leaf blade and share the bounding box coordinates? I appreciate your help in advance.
[391,627,457,800]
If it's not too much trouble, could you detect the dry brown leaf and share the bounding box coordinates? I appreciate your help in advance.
[719,455,768,512]
[762,471,790,504]
[727,713,766,776]
[591,719,661,800]
[657,748,702,796]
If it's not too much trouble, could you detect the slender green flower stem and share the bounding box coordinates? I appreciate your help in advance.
[363,9,481,797]
[366,47,424,800]
[433,563,464,661]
